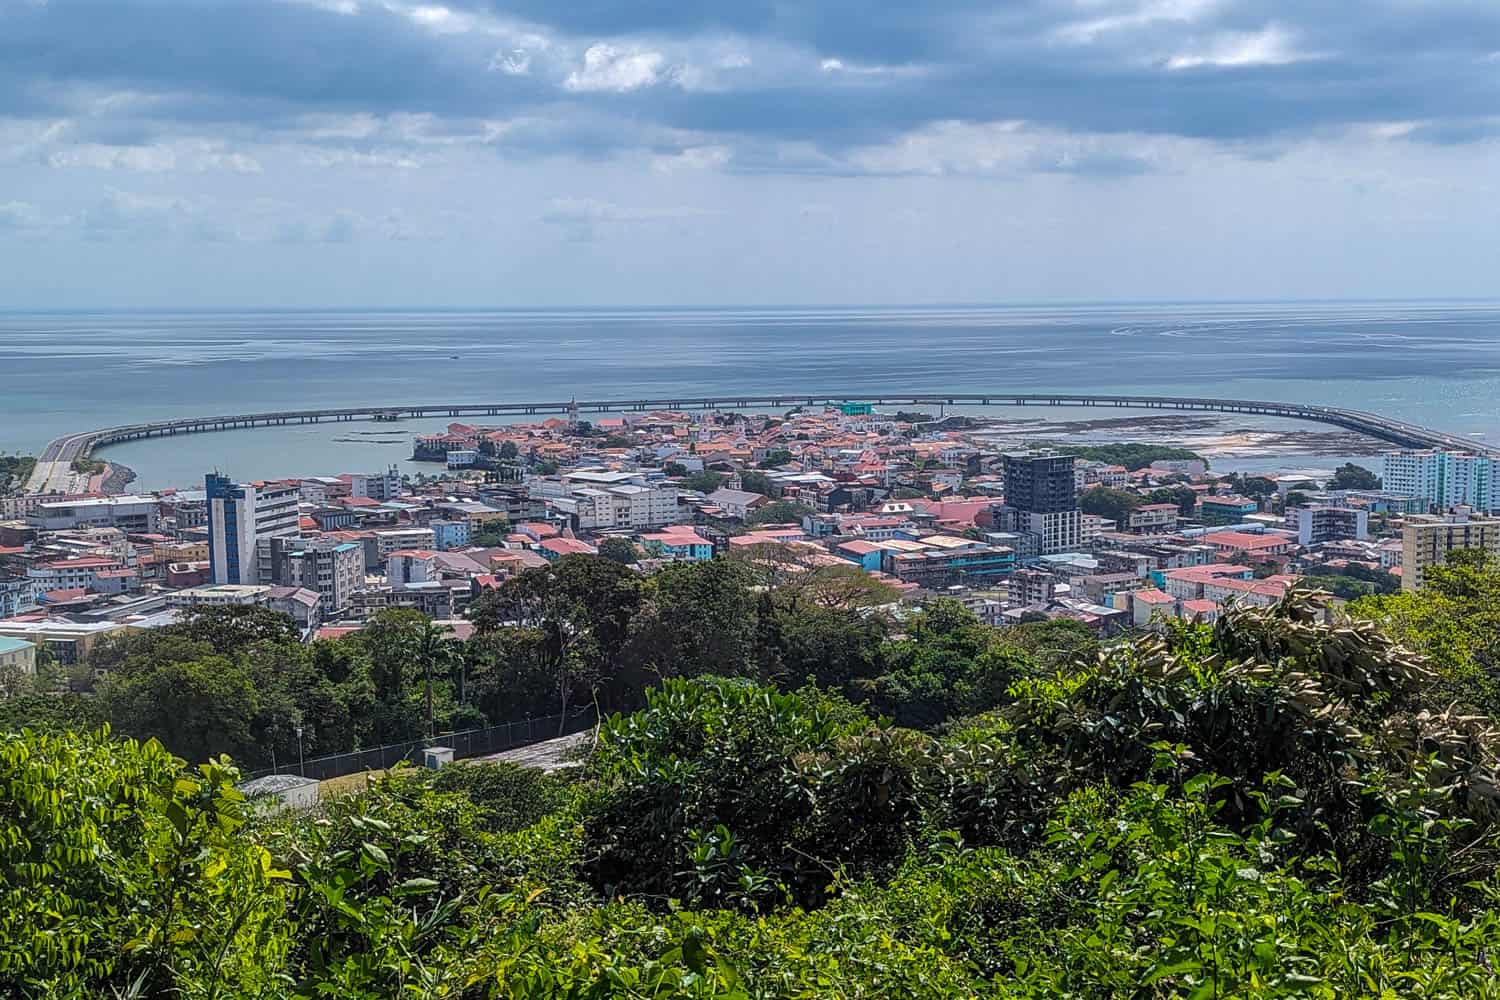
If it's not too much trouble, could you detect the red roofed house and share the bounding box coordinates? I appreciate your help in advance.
[1126,588,1175,628]
[539,537,598,561]
[835,539,884,572]
[1200,531,1295,559]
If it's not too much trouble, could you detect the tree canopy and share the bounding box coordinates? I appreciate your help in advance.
[9,582,1500,997]
[1079,485,1141,523]
[1330,461,1382,490]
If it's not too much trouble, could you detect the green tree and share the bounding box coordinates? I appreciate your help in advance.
[630,558,761,680]
[757,449,794,469]
[1147,484,1198,516]
[469,556,645,723]
[177,604,301,655]
[1079,485,1142,524]
[99,657,262,764]
[746,499,815,526]
[597,536,640,564]
[1330,461,1381,490]
[740,470,776,496]
[684,470,725,493]
[498,440,519,461]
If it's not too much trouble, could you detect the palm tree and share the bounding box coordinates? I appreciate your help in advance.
[409,620,463,739]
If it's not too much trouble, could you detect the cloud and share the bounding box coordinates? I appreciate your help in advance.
[538,196,716,240]
[0,0,1498,183]
[564,44,667,93]
[1164,23,1315,70]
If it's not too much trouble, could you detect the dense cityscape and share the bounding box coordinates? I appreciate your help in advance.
[3,400,1495,703]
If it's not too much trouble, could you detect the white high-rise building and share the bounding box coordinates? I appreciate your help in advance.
[206,475,301,585]
[1382,451,1443,507]
[1382,450,1500,513]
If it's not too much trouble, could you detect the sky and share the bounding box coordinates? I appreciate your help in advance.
[2,0,1499,307]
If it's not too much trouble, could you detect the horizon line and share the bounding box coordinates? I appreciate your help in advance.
[4,295,1500,315]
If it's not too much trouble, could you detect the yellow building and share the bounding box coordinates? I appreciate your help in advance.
[1401,514,1500,592]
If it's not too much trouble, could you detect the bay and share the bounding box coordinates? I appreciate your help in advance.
[3,301,1498,490]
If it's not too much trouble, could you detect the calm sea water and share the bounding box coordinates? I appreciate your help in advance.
[3,302,1499,490]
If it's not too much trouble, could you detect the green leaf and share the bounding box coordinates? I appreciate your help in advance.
[396,878,440,896]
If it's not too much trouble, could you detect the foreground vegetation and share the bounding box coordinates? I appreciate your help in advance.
[8,554,1500,996]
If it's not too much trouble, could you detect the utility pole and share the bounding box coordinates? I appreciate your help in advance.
[295,726,305,777]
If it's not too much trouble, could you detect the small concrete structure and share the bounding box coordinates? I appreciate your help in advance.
[238,773,321,812]
[423,746,455,770]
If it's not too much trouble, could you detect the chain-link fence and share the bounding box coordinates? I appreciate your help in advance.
[246,709,596,783]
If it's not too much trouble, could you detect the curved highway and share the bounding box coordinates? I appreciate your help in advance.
[24,392,1496,494]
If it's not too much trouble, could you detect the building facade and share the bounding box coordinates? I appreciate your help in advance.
[1288,505,1370,546]
[28,495,160,533]
[263,536,366,617]
[1402,514,1500,591]
[206,474,300,585]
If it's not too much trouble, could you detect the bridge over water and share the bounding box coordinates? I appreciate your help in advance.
[25,392,1494,494]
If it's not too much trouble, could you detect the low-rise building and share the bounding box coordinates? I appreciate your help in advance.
[263,536,366,618]
[166,584,273,608]
[1127,503,1180,534]
[640,527,715,561]
[881,537,1015,588]
[429,520,472,551]
[28,495,160,533]
[1199,495,1260,525]
[373,528,437,563]
[705,488,771,521]
[0,636,37,677]
[387,549,438,586]
[539,537,599,561]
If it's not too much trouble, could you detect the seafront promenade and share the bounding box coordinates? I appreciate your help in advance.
[24,392,1495,494]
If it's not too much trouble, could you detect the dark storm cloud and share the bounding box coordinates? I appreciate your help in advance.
[3,0,1498,169]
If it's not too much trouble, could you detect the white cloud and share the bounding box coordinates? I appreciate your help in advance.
[46,144,178,172]
[651,145,731,172]
[1054,0,1220,44]
[303,148,423,168]
[564,43,665,93]
[198,151,263,174]
[1166,23,1315,70]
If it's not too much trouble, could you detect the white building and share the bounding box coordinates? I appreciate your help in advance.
[373,527,437,562]
[206,475,301,585]
[1382,450,1500,513]
[349,467,403,501]
[28,495,160,533]
[1287,506,1370,546]
[167,584,273,608]
[533,470,684,530]
[1025,509,1083,556]
[386,549,438,586]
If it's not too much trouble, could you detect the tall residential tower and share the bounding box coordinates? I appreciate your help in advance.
[206,474,301,585]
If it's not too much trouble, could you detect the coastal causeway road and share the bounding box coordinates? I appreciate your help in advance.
[24,428,98,495]
[25,392,1499,494]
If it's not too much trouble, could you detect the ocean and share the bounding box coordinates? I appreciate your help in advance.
[4,301,1500,491]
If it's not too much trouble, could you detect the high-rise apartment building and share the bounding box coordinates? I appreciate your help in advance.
[1004,452,1082,554]
[206,474,301,585]
[1383,450,1498,512]
[1401,511,1500,592]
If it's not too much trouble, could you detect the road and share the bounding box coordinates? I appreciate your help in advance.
[23,429,98,495]
[475,731,591,773]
